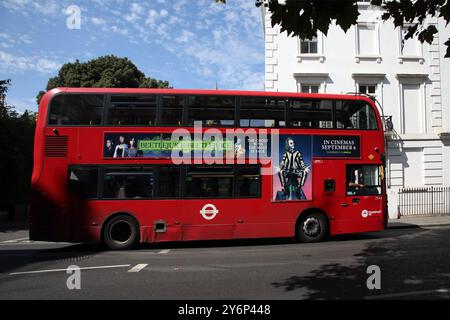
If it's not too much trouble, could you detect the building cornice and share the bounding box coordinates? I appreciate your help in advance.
[395,73,429,80]
[293,72,329,78]
[352,73,386,80]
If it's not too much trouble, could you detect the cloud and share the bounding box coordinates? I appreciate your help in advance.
[91,17,106,25]
[1,0,61,17]
[0,50,61,74]
[1,0,264,91]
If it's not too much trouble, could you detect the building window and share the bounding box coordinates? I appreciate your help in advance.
[300,37,318,54]
[300,84,320,94]
[357,24,377,55]
[400,27,421,57]
[358,84,377,98]
[402,84,423,134]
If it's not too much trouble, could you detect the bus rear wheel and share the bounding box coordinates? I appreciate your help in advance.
[103,215,139,250]
[297,212,328,243]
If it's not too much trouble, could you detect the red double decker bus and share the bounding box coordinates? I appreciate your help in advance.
[30,88,387,250]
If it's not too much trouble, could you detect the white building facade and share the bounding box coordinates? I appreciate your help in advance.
[262,2,450,218]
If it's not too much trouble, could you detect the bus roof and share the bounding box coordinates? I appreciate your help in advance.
[46,87,376,104]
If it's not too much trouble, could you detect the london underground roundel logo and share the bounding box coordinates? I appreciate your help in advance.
[200,204,219,220]
[361,210,369,218]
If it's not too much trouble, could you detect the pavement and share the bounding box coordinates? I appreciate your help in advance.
[387,215,450,229]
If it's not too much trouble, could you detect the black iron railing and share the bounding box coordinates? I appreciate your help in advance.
[398,187,450,216]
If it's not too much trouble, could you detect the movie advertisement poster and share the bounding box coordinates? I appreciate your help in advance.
[273,135,313,202]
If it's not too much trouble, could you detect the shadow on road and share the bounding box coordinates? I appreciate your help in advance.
[0,244,104,275]
[271,227,450,299]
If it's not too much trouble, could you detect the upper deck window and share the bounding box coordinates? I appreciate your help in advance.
[288,99,333,128]
[49,94,104,125]
[336,100,378,130]
[240,97,286,128]
[107,95,157,126]
[161,95,184,126]
[187,95,235,126]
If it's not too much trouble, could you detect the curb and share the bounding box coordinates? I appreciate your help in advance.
[387,223,450,230]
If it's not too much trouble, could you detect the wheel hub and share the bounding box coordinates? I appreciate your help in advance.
[303,217,320,237]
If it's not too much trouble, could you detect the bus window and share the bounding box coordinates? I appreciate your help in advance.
[336,100,378,130]
[185,166,234,198]
[107,95,157,125]
[240,97,285,128]
[187,95,235,126]
[346,165,382,196]
[103,167,155,199]
[49,94,104,125]
[236,166,261,198]
[161,95,184,126]
[288,99,333,128]
[68,166,99,199]
[156,166,180,198]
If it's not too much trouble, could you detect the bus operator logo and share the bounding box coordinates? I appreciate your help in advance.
[200,204,219,220]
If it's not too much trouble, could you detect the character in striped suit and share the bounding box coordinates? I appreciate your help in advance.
[277,137,310,200]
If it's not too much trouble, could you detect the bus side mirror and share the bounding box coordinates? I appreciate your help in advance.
[324,179,335,192]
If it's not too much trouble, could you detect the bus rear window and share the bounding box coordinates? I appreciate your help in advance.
[49,94,104,125]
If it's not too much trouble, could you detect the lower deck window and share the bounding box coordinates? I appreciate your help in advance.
[68,165,260,200]
[104,168,155,199]
[185,166,234,199]
[68,166,98,199]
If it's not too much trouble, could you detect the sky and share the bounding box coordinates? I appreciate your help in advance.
[0,0,264,113]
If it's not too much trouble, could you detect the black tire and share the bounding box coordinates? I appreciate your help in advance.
[297,212,328,243]
[103,215,140,250]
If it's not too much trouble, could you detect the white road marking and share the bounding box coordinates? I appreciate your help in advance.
[1,237,29,243]
[365,288,449,299]
[127,264,148,273]
[158,249,170,254]
[9,264,131,276]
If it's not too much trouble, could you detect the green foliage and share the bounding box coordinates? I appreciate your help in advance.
[0,79,36,205]
[37,55,170,105]
[218,0,450,58]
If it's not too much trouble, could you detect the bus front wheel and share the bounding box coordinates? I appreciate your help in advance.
[103,215,140,250]
[297,212,328,243]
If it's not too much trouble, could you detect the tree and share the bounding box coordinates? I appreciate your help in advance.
[216,0,450,57]
[0,79,36,219]
[37,55,171,105]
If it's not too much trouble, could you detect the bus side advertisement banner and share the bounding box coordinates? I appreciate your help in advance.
[312,135,360,158]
